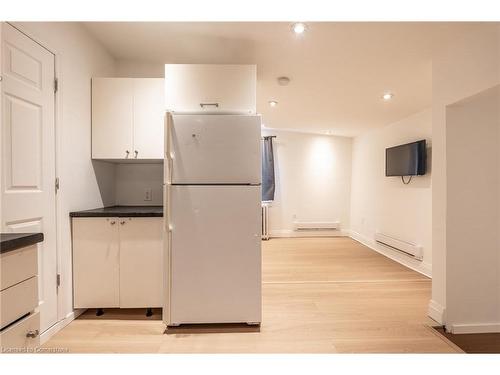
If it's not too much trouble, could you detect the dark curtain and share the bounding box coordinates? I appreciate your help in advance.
[262,136,275,201]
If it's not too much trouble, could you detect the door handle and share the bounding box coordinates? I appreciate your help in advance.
[134,150,138,158]
[120,221,126,225]
[200,103,219,109]
[168,155,173,183]
[110,221,116,225]
[125,150,130,158]
[26,330,39,339]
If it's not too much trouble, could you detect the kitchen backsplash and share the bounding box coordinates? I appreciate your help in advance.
[115,163,163,206]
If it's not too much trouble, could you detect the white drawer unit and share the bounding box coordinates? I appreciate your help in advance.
[72,217,163,309]
[0,312,40,350]
[92,78,164,161]
[0,276,38,329]
[0,244,38,290]
[0,234,42,351]
[164,64,257,114]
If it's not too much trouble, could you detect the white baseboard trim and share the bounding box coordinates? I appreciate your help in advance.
[448,322,500,334]
[270,229,349,238]
[349,230,432,278]
[40,309,85,345]
[428,299,446,325]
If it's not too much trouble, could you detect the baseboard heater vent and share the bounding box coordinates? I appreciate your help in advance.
[374,232,423,260]
[262,204,270,240]
[293,221,340,231]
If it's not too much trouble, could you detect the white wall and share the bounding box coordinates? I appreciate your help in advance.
[12,22,117,326]
[115,59,163,78]
[350,109,432,276]
[431,24,500,325]
[115,164,163,206]
[261,129,352,236]
[446,86,500,333]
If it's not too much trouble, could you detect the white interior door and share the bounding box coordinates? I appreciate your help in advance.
[169,185,262,324]
[169,114,261,184]
[1,23,58,333]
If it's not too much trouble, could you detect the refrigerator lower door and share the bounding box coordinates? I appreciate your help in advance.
[168,185,261,325]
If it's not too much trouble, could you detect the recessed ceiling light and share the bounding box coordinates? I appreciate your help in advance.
[269,100,278,107]
[292,22,307,34]
[382,92,394,101]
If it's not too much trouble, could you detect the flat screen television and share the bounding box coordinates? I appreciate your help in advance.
[385,140,427,177]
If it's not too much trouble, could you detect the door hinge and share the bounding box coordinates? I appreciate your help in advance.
[55,177,60,194]
[56,274,61,288]
[54,78,58,93]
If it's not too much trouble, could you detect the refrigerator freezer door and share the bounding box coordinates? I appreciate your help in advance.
[168,114,261,184]
[168,185,262,325]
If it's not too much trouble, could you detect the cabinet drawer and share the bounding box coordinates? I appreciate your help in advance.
[0,312,40,350]
[0,276,38,329]
[1,244,38,291]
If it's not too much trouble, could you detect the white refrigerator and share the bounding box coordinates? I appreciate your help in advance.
[163,113,262,326]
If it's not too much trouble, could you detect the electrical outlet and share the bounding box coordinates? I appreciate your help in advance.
[144,188,152,201]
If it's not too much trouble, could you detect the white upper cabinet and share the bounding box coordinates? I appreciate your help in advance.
[133,79,165,159]
[92,78,134,159]
[92,78,164,161]
[164,64,256,114]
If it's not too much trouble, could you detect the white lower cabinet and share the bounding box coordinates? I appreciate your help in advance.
[73,218,120,308]
[119,217,163,308]
[72,217,163,309]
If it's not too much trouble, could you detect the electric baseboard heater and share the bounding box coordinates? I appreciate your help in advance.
[374,232,423,260]
[293,221,340,231]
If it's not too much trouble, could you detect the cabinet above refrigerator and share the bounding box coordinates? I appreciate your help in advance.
[164,64,256,114]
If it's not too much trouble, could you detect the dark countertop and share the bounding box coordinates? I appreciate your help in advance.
[0,233,44,254]
[70,205,163,218]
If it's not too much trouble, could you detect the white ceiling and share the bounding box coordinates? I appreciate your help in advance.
[84,22,486,136]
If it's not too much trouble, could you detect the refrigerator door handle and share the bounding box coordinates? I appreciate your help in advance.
[163,183,173,326]
[165,112,174,184]
[168,155,174,184]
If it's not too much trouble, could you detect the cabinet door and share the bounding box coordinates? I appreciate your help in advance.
[72,218,120,308]
[165,64,256,113]
[119,217,163,308]
[92,78,134,159]
[133,79,164,159]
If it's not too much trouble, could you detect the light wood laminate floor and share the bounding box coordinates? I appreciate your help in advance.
[43,237,459,353]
